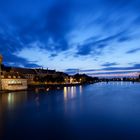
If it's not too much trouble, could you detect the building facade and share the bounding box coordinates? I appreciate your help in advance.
[1,71,27,91]
[1,78,27,91]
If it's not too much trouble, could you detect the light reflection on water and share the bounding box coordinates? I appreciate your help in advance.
[96,81,133,86]
[1,82,140,140]
[63,86,83,114]
[0,91,27,110]
[63,86,83,101]
[0,91,28,138]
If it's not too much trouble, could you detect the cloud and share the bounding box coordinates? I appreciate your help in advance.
[46,1,72,48]
[0,0,140,71]
[3,53,40,68]
[24,63,41,68]
[133,64,140,69]
[101,62,118,67]
[65,68,79,74]
[102,64,140,71]
[76,31,131,56]
[65,63,140,75]
[126,48,140,54]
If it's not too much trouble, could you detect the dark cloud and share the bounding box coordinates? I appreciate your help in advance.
[126,48,140,54]
[69,63,140,74]
[76,31,130,56]
[65,68,79,71]
[133,64,140,69]
[65,68,79,74]
[0,0,74,67]
[0,0,140,69]
[3,53,40,68]
[24,63,41,68]
[76,63,140,73]
[76,44,92,56]
[101,62,118,67]
[50,54,58,58]
[46,0,73,51]
[117,36,132,42]
[102,64,140,71]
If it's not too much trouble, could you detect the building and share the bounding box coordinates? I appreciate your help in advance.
[35,68,56,76]
[1,72,27,91]
[11,67,37,84]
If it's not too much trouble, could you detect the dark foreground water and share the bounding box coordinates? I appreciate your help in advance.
[1,82,140,140]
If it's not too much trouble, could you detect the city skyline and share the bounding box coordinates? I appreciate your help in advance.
[0,0,140,76]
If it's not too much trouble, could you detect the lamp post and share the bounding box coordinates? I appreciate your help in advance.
[0,55,3,91]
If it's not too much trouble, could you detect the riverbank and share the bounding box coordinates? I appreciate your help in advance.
[0,82,94,93]
[1,80,138,93]
[28,82,94,92]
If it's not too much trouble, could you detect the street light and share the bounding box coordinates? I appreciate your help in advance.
[0,55,3,91]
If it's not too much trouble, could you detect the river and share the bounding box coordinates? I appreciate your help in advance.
[1,82,140,140]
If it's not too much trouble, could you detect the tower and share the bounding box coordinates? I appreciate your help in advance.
[0,55,3,90]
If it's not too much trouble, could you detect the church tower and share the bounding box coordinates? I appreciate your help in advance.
[0,54,3,90]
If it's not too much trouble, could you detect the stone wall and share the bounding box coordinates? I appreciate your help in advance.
[1,79,27,91]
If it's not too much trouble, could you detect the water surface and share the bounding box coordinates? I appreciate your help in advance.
[1,82,140,140]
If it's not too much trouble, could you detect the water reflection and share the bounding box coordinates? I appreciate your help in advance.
[0,91,27,137]
[35,96,40,107]
[1,82,140,140]
[79,85,83,94]
[8,93,14,109]
[63,86,83,101]
[96,81,134,86]
[0,91,27,110]
[64,87,67,100]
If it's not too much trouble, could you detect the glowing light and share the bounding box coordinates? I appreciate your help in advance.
[64,87,67,100]
[79,85,83,94]
[8,93,14,107]
[71,86,76,98]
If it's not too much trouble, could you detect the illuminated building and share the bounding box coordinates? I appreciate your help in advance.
[1,72,27,91]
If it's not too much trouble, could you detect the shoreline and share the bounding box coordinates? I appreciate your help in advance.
[0,82,91,93]
[1,81,139,93]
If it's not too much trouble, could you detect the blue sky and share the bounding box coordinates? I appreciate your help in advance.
[0,0,140,75]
